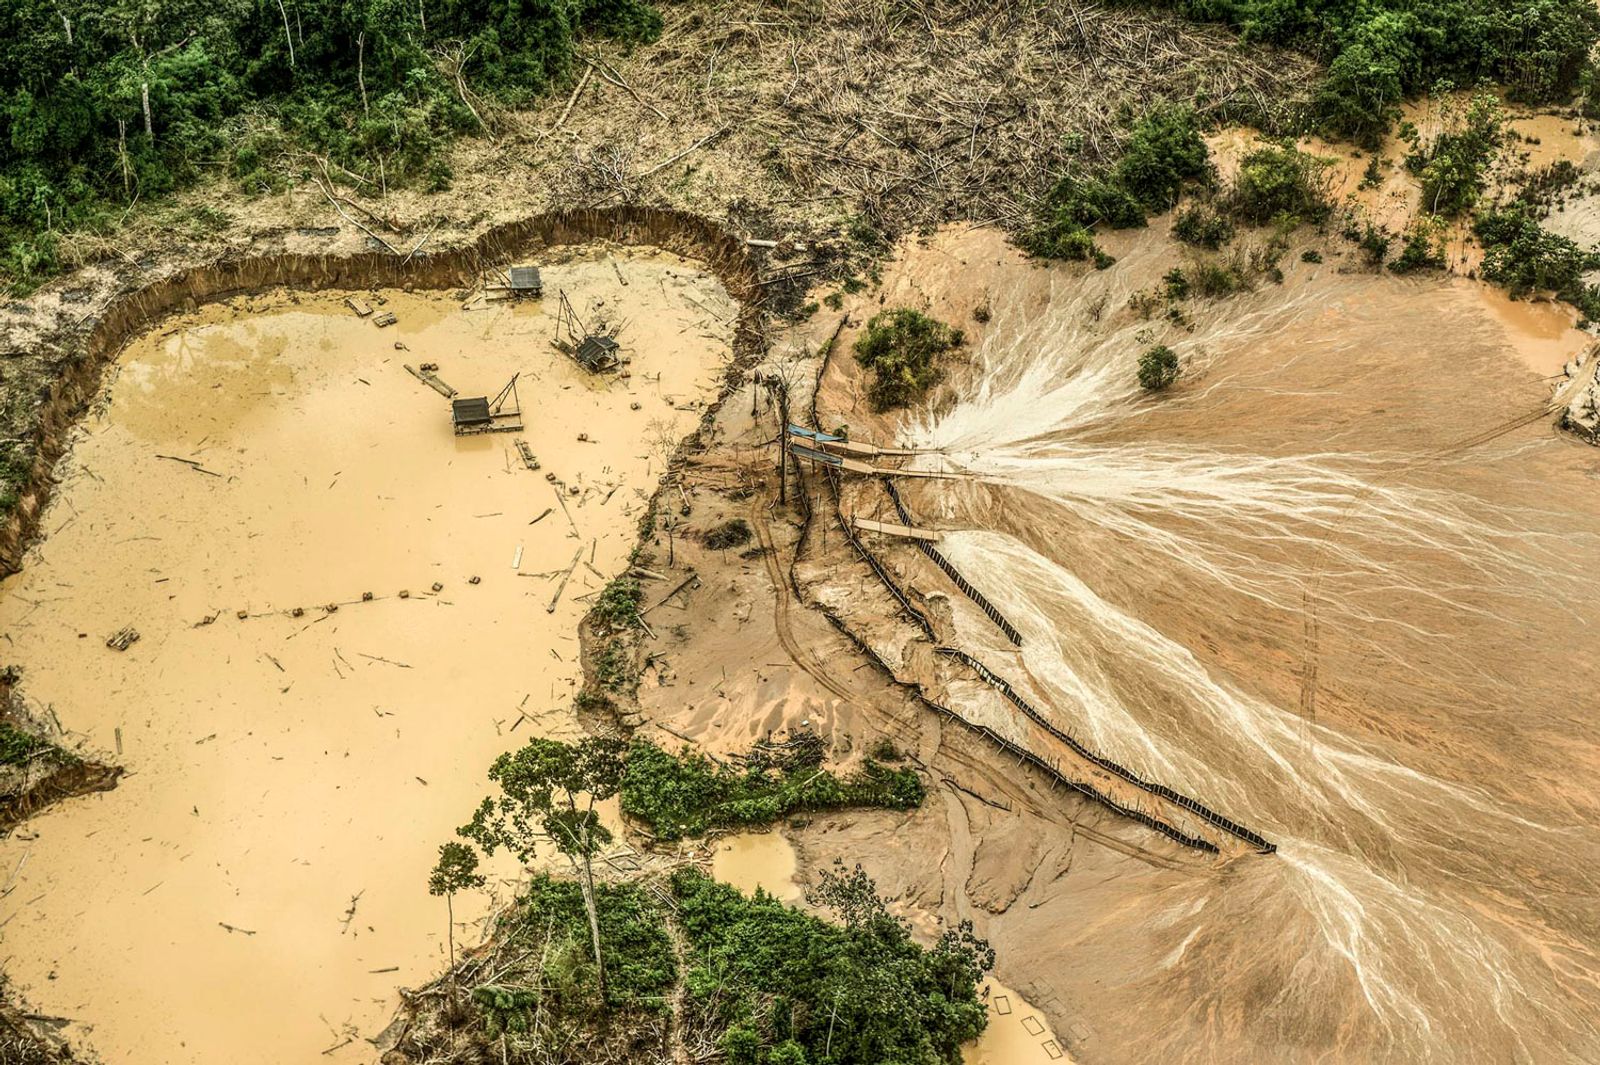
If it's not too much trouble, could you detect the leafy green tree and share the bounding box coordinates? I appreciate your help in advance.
[460,735,627,995]
[672,863,992,1064]
[852,308,964,411]
[427,840,485,1001]
[1407,90,1503,217]
[1138,344,1180,391]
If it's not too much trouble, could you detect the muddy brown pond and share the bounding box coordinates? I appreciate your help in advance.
[0,248,734,1063]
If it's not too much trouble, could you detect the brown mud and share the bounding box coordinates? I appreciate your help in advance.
[0,212,765,1064]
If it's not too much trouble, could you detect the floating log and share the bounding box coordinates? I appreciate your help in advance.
[547,548,584,613]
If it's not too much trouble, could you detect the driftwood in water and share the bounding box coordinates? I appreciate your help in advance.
[547,548,584,613]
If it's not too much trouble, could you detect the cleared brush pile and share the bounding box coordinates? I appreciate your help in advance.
[536,0,1318,238]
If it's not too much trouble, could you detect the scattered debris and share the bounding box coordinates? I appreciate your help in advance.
[372,311,397,328]
[106,626,140,651]
[547,547,584,613]
[514,439,540,470]
[340,890,364,934]
[345,297,373,318]
[405,364,456,399]
[155,454,223,478]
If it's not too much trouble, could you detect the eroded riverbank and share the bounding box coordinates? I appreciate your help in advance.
[0,248,734,1063]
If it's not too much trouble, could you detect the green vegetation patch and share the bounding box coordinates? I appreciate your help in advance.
[1161,0,1599,144]
[1474,203,1600,319]
[0,721,49,767]
[620,740,924,841]
[489,875,677,1020]
[1137,344,1180,392]
[673,863,993,1065]
[1406,92,1504,217]
[594,576,644,631]
[1224,144,1332,227]
[0,0,664,293]
[852,309,964,412]
[1023,105,1209,265]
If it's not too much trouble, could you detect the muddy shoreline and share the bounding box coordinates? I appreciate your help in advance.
[0,207,767,580]
[0,210,770,1062]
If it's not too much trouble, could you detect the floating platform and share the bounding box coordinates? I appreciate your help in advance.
[486,265,543,301]
[452,374,524,435]
[852,517,942,542]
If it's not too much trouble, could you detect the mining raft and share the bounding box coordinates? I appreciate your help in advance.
[484,265,543,301]
[551,290,624,373]
[452,373,524,435]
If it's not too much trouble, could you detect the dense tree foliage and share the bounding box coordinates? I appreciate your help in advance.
[620,740,925,841]
[675,864,993,1064]
[1405,91,1504,217]
[434,865,992,1064]
[1474,202,1600,318]
[1149,0,1600,143]
[0,0,660,289]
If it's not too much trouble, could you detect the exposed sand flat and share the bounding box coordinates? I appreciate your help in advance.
[0,249,733,1064]
[789,224,1600,1062]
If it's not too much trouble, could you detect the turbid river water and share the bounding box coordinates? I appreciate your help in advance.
[880,225,1600,1061]
[0,248,734,1063]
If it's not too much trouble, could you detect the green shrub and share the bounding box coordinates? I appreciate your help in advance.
[1226,145,1332,227]
[495,875,677,1015]
[1188,258,1248,297]
[1163,267,1191,299]
[1172,204,1235,249]
[0,721,48,766]
[852,309,963,411]
[1390,218,1447,273]
[1025,107,1210,265]
[704,518,752,551]
[1475,204,1600,316]
[672,863,992,1065]
[1137,345,1180,391]
[594,577,644,630]
[620,741,925,841]
[1114,105,1211,211]
[1355,222,1392,266]
[594,639,636,694]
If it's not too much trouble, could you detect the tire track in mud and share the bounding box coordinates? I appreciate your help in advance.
[749,505,858,705]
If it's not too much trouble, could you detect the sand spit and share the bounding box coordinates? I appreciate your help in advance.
[0,249,734,1064]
